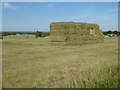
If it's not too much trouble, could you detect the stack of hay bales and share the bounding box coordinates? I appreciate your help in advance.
[50,22,68,46]
[50,22,104,46]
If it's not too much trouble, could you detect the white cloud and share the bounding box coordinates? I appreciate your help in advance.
[2,2,16,10]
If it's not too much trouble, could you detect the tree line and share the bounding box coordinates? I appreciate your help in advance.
[0,30,120,39]
[102,30,120,36]
[0,31,50,39]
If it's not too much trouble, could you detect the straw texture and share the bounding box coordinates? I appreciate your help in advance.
[50,22,104,46]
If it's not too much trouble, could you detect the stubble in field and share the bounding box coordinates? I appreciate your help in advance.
[2,35,118,88]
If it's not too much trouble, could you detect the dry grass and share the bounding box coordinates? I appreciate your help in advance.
[2,35,118,88]
[0,40,2,89]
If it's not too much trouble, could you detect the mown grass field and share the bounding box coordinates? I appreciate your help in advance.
[2,35,119,88]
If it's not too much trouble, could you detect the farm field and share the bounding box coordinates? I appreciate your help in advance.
[2,35,119,88]
[0,39,2,89]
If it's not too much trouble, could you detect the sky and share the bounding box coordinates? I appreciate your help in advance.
[2,2,118,32]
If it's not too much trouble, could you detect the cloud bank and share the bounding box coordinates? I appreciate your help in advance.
[2,2,16,10]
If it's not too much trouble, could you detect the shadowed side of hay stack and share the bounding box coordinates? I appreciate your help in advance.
[78,23,104,45]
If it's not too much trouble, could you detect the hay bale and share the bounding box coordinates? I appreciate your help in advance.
[68,35,78,40]
[50,22,104,46]
[50,36,66,42]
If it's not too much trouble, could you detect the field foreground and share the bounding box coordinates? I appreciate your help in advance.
[2,35,118,88]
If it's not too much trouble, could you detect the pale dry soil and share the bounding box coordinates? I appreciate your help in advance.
[2,35,118,88]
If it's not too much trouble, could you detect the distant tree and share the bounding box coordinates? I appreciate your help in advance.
[107,30,112,34]
[113,31,118,35]
[0,33,3,39]
[118,31,120,36]
[2,32,8,36]
[42,32,50,37]
[2,32,17,36]
[12,32,17,35]
[35,31,42,38]
[102,31,108,35]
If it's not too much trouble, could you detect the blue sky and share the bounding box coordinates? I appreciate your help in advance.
[2,2,118,32]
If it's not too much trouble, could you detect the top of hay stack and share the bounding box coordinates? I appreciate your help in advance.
[50,22,98,25]
[50,22,100,31]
